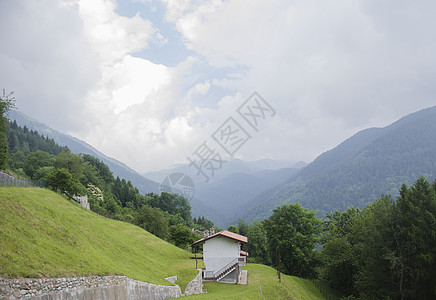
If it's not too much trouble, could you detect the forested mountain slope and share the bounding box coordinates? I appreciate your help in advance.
[238,106,436,222]
[8,110,159,194]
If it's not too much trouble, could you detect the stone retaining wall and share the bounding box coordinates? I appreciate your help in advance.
[183,270,203,296]
[72,195,90,210]
[0,276,182,300]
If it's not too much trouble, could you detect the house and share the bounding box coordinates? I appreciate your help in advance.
[192,227,215,238]
[192,230,248,283]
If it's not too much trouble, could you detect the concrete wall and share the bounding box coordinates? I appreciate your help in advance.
[0,276,182,300]
[218,268,237,284]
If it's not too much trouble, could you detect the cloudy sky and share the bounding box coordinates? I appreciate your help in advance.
[1,0,435,173]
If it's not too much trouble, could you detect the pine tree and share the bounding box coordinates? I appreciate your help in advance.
[0,89,16,169]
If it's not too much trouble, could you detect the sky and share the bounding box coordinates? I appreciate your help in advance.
[1,0,436,173]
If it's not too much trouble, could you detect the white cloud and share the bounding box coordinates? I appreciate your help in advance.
[78,0,155,64]
[0,0,99,132]
[82,56,213,171]
[71,0,436,171]
[161,0,196,23]
[108,56,169,114]
[2,0,436,173]
[160,0,436,164]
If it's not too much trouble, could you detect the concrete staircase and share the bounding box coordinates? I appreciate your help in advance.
[203,258,239,281]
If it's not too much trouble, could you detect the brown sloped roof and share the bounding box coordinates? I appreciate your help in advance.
[192,230,248,245]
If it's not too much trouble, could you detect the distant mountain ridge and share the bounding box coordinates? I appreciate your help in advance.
[193,166,300,226]
[237,106,436,223]
[8,110,304,226]
[9,110,160,194]
[15,107,436,227]
[144,158,304,227]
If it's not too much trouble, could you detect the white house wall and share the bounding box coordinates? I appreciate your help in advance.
[203,237,240,272]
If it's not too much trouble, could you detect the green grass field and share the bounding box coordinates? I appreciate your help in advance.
[0,187,329,299]
[186,264,325,299]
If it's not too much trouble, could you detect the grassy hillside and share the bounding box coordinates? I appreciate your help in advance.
[0,187,329,299]
[0,187,197,290]
[187,264,326,300]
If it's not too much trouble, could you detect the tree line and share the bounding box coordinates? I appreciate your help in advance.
[227,176,436,299]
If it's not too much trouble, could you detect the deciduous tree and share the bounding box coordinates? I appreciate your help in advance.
[264,203,322,278]
[54,149,85,180]
[46,167,85,195]
[246,221,269,265]
[134,205,169,239]
[23,150,54,178]
[320,207,360,295]
[169,224,197,248]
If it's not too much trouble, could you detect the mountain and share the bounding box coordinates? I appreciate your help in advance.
[7,110,303,226]
[8,110,160,194]
[143,158,300,184]
[144,159,304,227]
[237,106,436,223]
[247,159,307,170]
[193,167,300,227]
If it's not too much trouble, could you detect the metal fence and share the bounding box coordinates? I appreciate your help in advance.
[0,177,44,188]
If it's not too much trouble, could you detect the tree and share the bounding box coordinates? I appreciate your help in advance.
[82,154,113,184]
[8,150,25,170]
[152,192,192,226]
[263,203,322,278]
[193,216,214,230]
[167,213,185,226]
[23,150,54,178]
[7,131,18,153]
[102,195,121,218]
[169,224,197,248]
[333,177,436,299]
[320,207,360,296]
[134,205,169,239]
[227,225,238,233]
[395,177,436,299]
[54,149,85,180]
[34,166,56,183]
[111,177,140,209]
[246,221,269,265]
[46,167,85,195]
[0,89,16,169]
[351,196,399,299]
[237,219,249,237]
